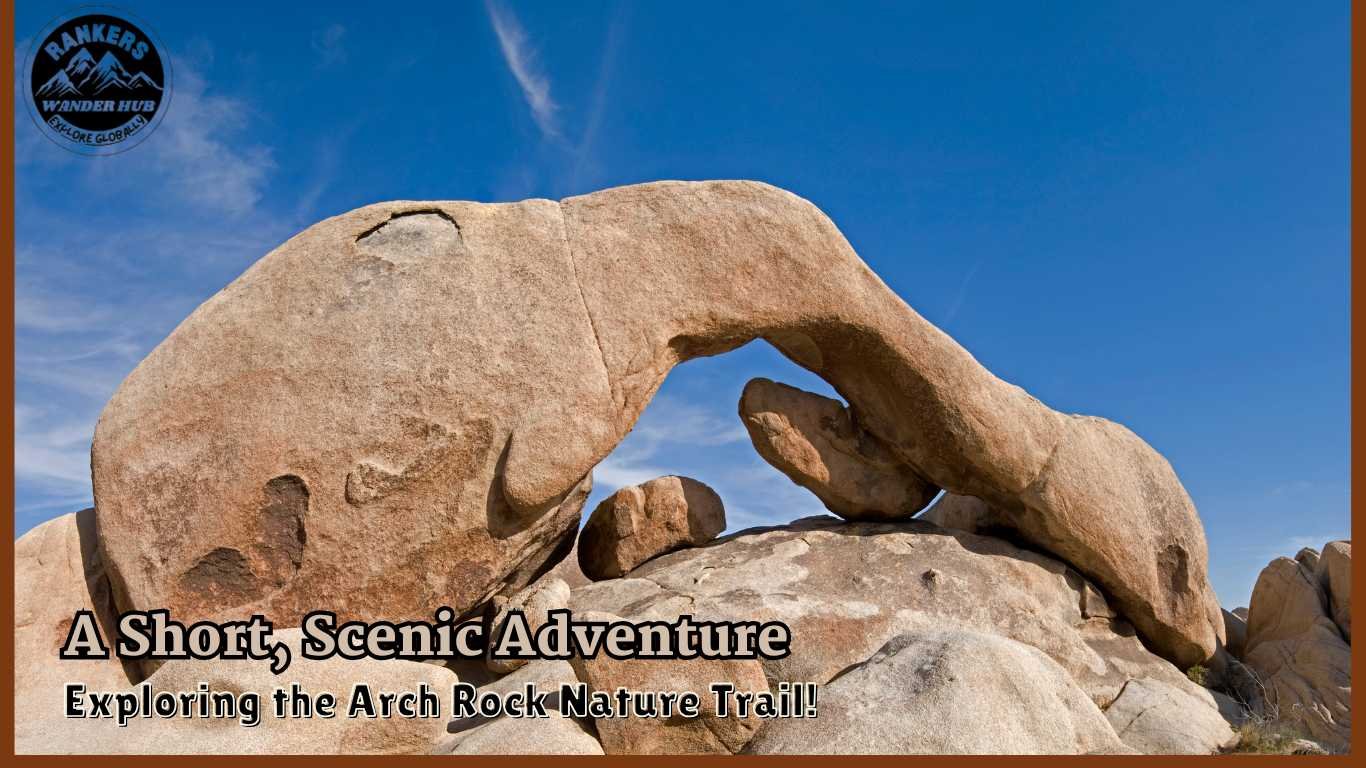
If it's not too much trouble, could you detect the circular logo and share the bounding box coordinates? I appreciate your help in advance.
[24,7,172,155]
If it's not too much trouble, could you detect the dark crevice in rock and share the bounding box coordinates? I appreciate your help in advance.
[355,208,460,243]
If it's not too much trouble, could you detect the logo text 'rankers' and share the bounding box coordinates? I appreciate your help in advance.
[41,20,152,63]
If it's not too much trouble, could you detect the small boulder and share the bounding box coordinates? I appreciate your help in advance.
[486,576,572,673]
[738,378,937,520]
[14,509,135,738]
[746,629,1129,755]
[577,476,725,580]
[568,611,769,754]
[1102,677,1236,754]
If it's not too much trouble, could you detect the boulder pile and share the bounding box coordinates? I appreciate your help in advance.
[12,180,1342,754]
[1235,541,1351,751]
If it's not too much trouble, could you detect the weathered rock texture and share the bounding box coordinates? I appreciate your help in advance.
[747,629,1130,755]
[486,575,571,673]
[91,180,1220,666]
[18,630,456,755]
[1244,546,1352,750]
[738,377,936,520]
[1103,677,1236,754]
[1318,541,1351,642]
[568,611,770,754]
[577,475,725,579]
[14,509,135,739]
[571,517,1226,754]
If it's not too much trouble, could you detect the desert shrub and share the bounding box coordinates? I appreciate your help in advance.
[1227,721,1320,754]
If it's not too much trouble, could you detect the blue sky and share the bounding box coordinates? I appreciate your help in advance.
[14,1,1349,609]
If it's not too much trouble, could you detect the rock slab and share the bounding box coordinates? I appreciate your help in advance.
[568,611,769,754]
[571,517,1225,754]
[747,629,1130,754]
[738,377,936,520]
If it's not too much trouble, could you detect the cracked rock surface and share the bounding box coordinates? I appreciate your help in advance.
[1102,677,1236,754]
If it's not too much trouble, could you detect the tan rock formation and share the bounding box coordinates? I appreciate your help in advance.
[1223,608,1248,659]
[918,492,997,531]
[577,475,725,580]
[1102,677,1236,754]
[737,377,936,520]
[1317,540,1351,642]
[486,575,571,673]
[14,509,136,740]
[91,180,1220,666]
[1244,553,1351,750]
[747,629,1131,755]
[567,611,769,754]
[570,516,1219,753]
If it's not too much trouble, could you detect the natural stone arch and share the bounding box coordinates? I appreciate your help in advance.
[92,180,1221,667]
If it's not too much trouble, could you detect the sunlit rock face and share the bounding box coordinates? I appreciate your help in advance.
[92,180,1221,667]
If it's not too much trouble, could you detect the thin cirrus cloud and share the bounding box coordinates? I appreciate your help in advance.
[579,392,835,536]
[590,395,749,494]
[311,23,348,69]
[484,0,561,139]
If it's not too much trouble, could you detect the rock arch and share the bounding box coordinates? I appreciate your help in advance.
[92,180,1221,666]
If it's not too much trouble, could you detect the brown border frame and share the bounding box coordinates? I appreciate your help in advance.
[1,0,1359,762]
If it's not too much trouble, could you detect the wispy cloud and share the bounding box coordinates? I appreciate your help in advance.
[26,58,277,219]
[569,5,628,191]
[13,404,96,488]
[484,0,560,139]
[138,62,275,216]
[15,284,113,333]
[591,395,750,495]
[310,23,348,69]
[628,397,749,448]
[15,54,289,533]
[1268,479,1315,497]
[943,260,982,324]
[582,390,829,536]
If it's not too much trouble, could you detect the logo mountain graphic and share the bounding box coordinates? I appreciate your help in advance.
[35,69,80,97]
[65,47,96,78]
[35,48,162,99]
